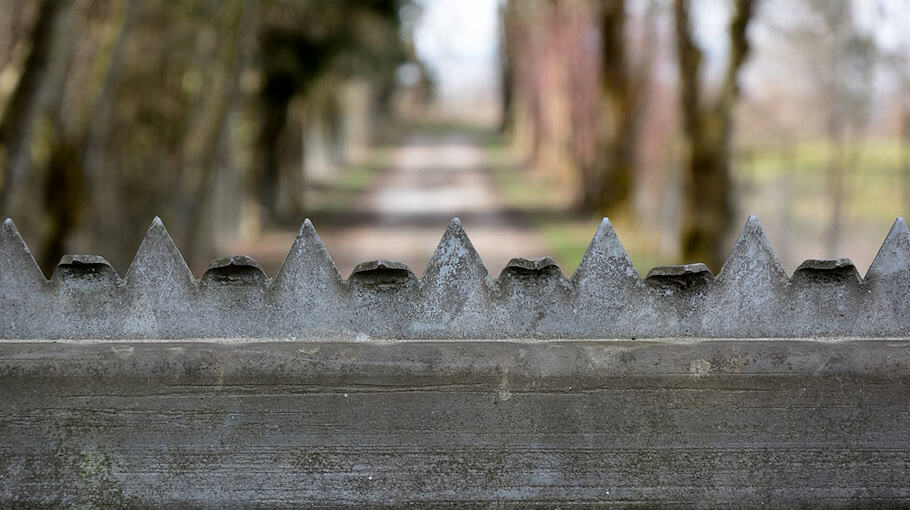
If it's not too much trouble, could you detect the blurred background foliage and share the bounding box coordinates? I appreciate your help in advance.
[496,0,908,273]
[0,0,907,277]
[0,0,424,272]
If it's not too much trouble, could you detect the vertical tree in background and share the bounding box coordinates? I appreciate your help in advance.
[256,0,412,224]
[0,0,418,273]
[500,0,654,216]
[0,0,66,213]
[498,1,515,134]
[580,0,653,216]
[498,1,552,169]
[674,0,757,269]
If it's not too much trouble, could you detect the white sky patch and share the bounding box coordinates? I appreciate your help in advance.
[412,0,500,109]
[409,0,909,116]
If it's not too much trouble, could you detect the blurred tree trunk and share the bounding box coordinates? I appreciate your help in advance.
[258,104,288,222]
[81,0,136,257]
[587,0,636,215]
[674,0,757,270]
[183,0,256,264]
[498,2,514,134]
[36,1,138,271]
[0,0,65,213]
[0,0,28,73]
[572,0,655,217]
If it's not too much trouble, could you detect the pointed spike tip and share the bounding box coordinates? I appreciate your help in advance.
[744,215,763,231]
[593,217,612,235]
[1,218,20,235]
[591,217,618,241]
[435,217,471,244]
[0,217,48,284]
[731,214,767,241]
[291,218,327,247]
[144,216,170,237]
[588,217,622,246]
[717,215,787,283]
[126,215,194,285]
[296,218,317,238]
[422,215,487,280]
[1,218,22,240]
[273,217,342,286]
[865,216,910,280]
[572,216,638,283]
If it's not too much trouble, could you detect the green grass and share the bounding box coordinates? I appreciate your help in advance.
[486,134,908,275]
[733,139,908,224]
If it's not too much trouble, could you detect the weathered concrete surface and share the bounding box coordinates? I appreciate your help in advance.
[2,215,908,340]
[1,338,908,507]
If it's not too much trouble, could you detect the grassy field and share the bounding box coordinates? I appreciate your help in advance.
[486,131,909,276]
[732,140,908,272]
[484,134,677,276]
[735,140,908,224]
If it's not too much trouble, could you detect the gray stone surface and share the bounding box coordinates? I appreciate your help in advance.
[1,338,908,507]
[1,215,908,339]
[2,215,910,506]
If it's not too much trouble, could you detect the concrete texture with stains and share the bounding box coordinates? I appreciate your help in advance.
[1,215,909,506]
[1,339,909,506]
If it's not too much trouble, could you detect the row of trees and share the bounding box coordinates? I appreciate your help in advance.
[501,0,756,269]
[500,0,897,270]
[0,0,418,272]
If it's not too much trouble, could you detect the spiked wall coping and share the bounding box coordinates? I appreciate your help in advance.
[0,215,908,339]
[2,216,909,507]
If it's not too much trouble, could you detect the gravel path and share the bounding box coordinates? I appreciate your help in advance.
[231,131,549,278]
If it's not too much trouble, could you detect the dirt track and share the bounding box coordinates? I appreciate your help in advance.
[231,131,549,278]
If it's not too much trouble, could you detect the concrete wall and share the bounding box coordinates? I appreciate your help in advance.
[0,216,908,340]
[1,339,908,507]
[1,215,909,506]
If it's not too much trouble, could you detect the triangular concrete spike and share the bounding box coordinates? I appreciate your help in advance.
[717,215,788,283]
[865,217,909,280]
[125,217,195,287]
[272,218,343,287]
[0,218,47,285]
[571,217,639,283]
[422,217,488,282]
